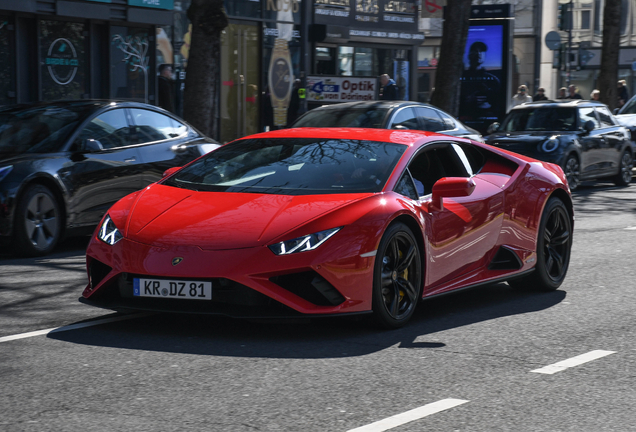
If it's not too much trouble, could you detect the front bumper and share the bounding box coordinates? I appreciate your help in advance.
[83,231,376,318]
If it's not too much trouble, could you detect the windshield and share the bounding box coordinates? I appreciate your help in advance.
[0,105,86,154]
[501,108,578,132]
[621,97,636,115]
[164,138,406,195]
[292,107,389,128]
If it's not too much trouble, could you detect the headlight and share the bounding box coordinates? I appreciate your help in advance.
[541,137,560,153]
[0,165,13,183]
[268,227,341,255]
[98,215,123,245]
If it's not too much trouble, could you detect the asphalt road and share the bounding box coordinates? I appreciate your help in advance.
[1,180,635,431]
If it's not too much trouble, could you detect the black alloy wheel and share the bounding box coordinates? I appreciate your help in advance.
[563,155,580,191]
[508,197,572,291]
[613,150,633,187]
[14,184,62,257]
[372,223,422,329]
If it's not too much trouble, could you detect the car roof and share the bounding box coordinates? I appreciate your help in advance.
[0,99,163,114]
[510,99,608,109]
[240,127,443,146]
[310,101,438,111]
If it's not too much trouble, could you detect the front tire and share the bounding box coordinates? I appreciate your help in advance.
[613,150,633,187]
[13,184,62,257]
[508,197,572,291]
[562,154,580,192]
[372,223,422,329]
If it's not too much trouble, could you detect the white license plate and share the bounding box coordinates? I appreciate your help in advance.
[133,278,212,300]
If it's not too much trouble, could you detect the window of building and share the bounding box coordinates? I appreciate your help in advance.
[580,10,591,29]
[110,26,151,103]
[40,20,86,101]
[0,16,14,105]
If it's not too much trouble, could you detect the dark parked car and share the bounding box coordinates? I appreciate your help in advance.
[0,100,219,256]
[485,100,634,191]
[291,101,483,142]
[615,94,636,143]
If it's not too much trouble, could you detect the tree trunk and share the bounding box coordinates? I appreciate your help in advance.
[597,0,621,111]
[429,0,473,117]
[182,0,228,139]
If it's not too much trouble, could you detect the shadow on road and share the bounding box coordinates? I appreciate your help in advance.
[49,283,566,359]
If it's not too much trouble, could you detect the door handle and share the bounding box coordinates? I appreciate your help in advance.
[124,157,136,163]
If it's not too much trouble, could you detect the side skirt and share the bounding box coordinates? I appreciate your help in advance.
[421,268,535,302]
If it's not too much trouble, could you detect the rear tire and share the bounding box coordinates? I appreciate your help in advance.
[508,197,572,291]
[13,184,62,257]
[613,150,633,187]
[371,223,422,329]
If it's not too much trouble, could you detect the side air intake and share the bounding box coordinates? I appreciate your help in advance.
[488,246,523,270]
[271,271,345,306]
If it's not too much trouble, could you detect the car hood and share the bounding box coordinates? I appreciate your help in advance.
[125,184,368,249]
[615,114,636,128]
[486,131,561,151]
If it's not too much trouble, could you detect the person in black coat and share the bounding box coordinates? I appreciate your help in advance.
[157,64,175,113]
[533,87,548,101]
[379,74,399,100]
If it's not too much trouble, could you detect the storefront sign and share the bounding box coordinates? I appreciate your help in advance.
[314,0,418,31]
[46,38,78,86]
[322,25,424,43]
[307,76,376,102]
[128,0,174,10]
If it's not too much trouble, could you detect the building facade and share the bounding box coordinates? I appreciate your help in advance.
[0,0,174,107]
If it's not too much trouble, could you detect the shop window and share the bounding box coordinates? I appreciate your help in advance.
[354,48,374,76]
[0,16,14,105]
[40,20,86,101]
[316,47,336,75]
[111,26,151,103]
[338,47,354,76]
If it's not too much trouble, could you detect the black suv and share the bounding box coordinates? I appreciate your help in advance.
[486,100,634,190]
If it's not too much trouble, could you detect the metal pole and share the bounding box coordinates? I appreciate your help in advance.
[566,0,572,87]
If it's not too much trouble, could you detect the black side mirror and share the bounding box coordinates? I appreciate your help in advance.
[82,139,104,152]
[584,120,595,133]
[613,108,620,115]
[486,122,500,134]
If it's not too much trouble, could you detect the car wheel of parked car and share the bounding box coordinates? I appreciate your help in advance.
[508,197,572,291]
[613,150,633,187]
[372,223,422,329]
[14,184,62,257]
[563,155,580,191]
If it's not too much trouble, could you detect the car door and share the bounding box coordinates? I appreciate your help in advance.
[128,108,203,184]
[577,107,605,177]
[404,142,504,292]
[595,105,627,175]
[62,108,144,227]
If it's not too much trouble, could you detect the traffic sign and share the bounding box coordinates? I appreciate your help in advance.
[545,31,562,50]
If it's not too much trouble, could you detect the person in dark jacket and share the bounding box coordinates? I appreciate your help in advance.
[379,74,399,100]
[618,80,630,107]
[157,64,175,113]
[533,87,548,101]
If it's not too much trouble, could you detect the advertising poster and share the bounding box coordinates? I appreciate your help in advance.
[307,76,376,102]
[459,24,504,133]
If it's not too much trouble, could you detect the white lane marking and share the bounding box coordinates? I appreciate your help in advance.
[360,250,377,258]
[0,313,152,344]
[346,398,469,432]
[531,350,616,375]
[625,226,636,230]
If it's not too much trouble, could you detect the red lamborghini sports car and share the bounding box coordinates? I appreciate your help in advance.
[81,128,573,328]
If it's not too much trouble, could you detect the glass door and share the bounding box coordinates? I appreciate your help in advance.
[220,23,260,143]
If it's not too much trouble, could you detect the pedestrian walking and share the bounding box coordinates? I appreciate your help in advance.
[618,80,630,107]
[533,87,548,102]
[511,85,532,107]
[590,89,600,101]
[557,87,567,99]
[379,74,399,100]
[568,85,582,99]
